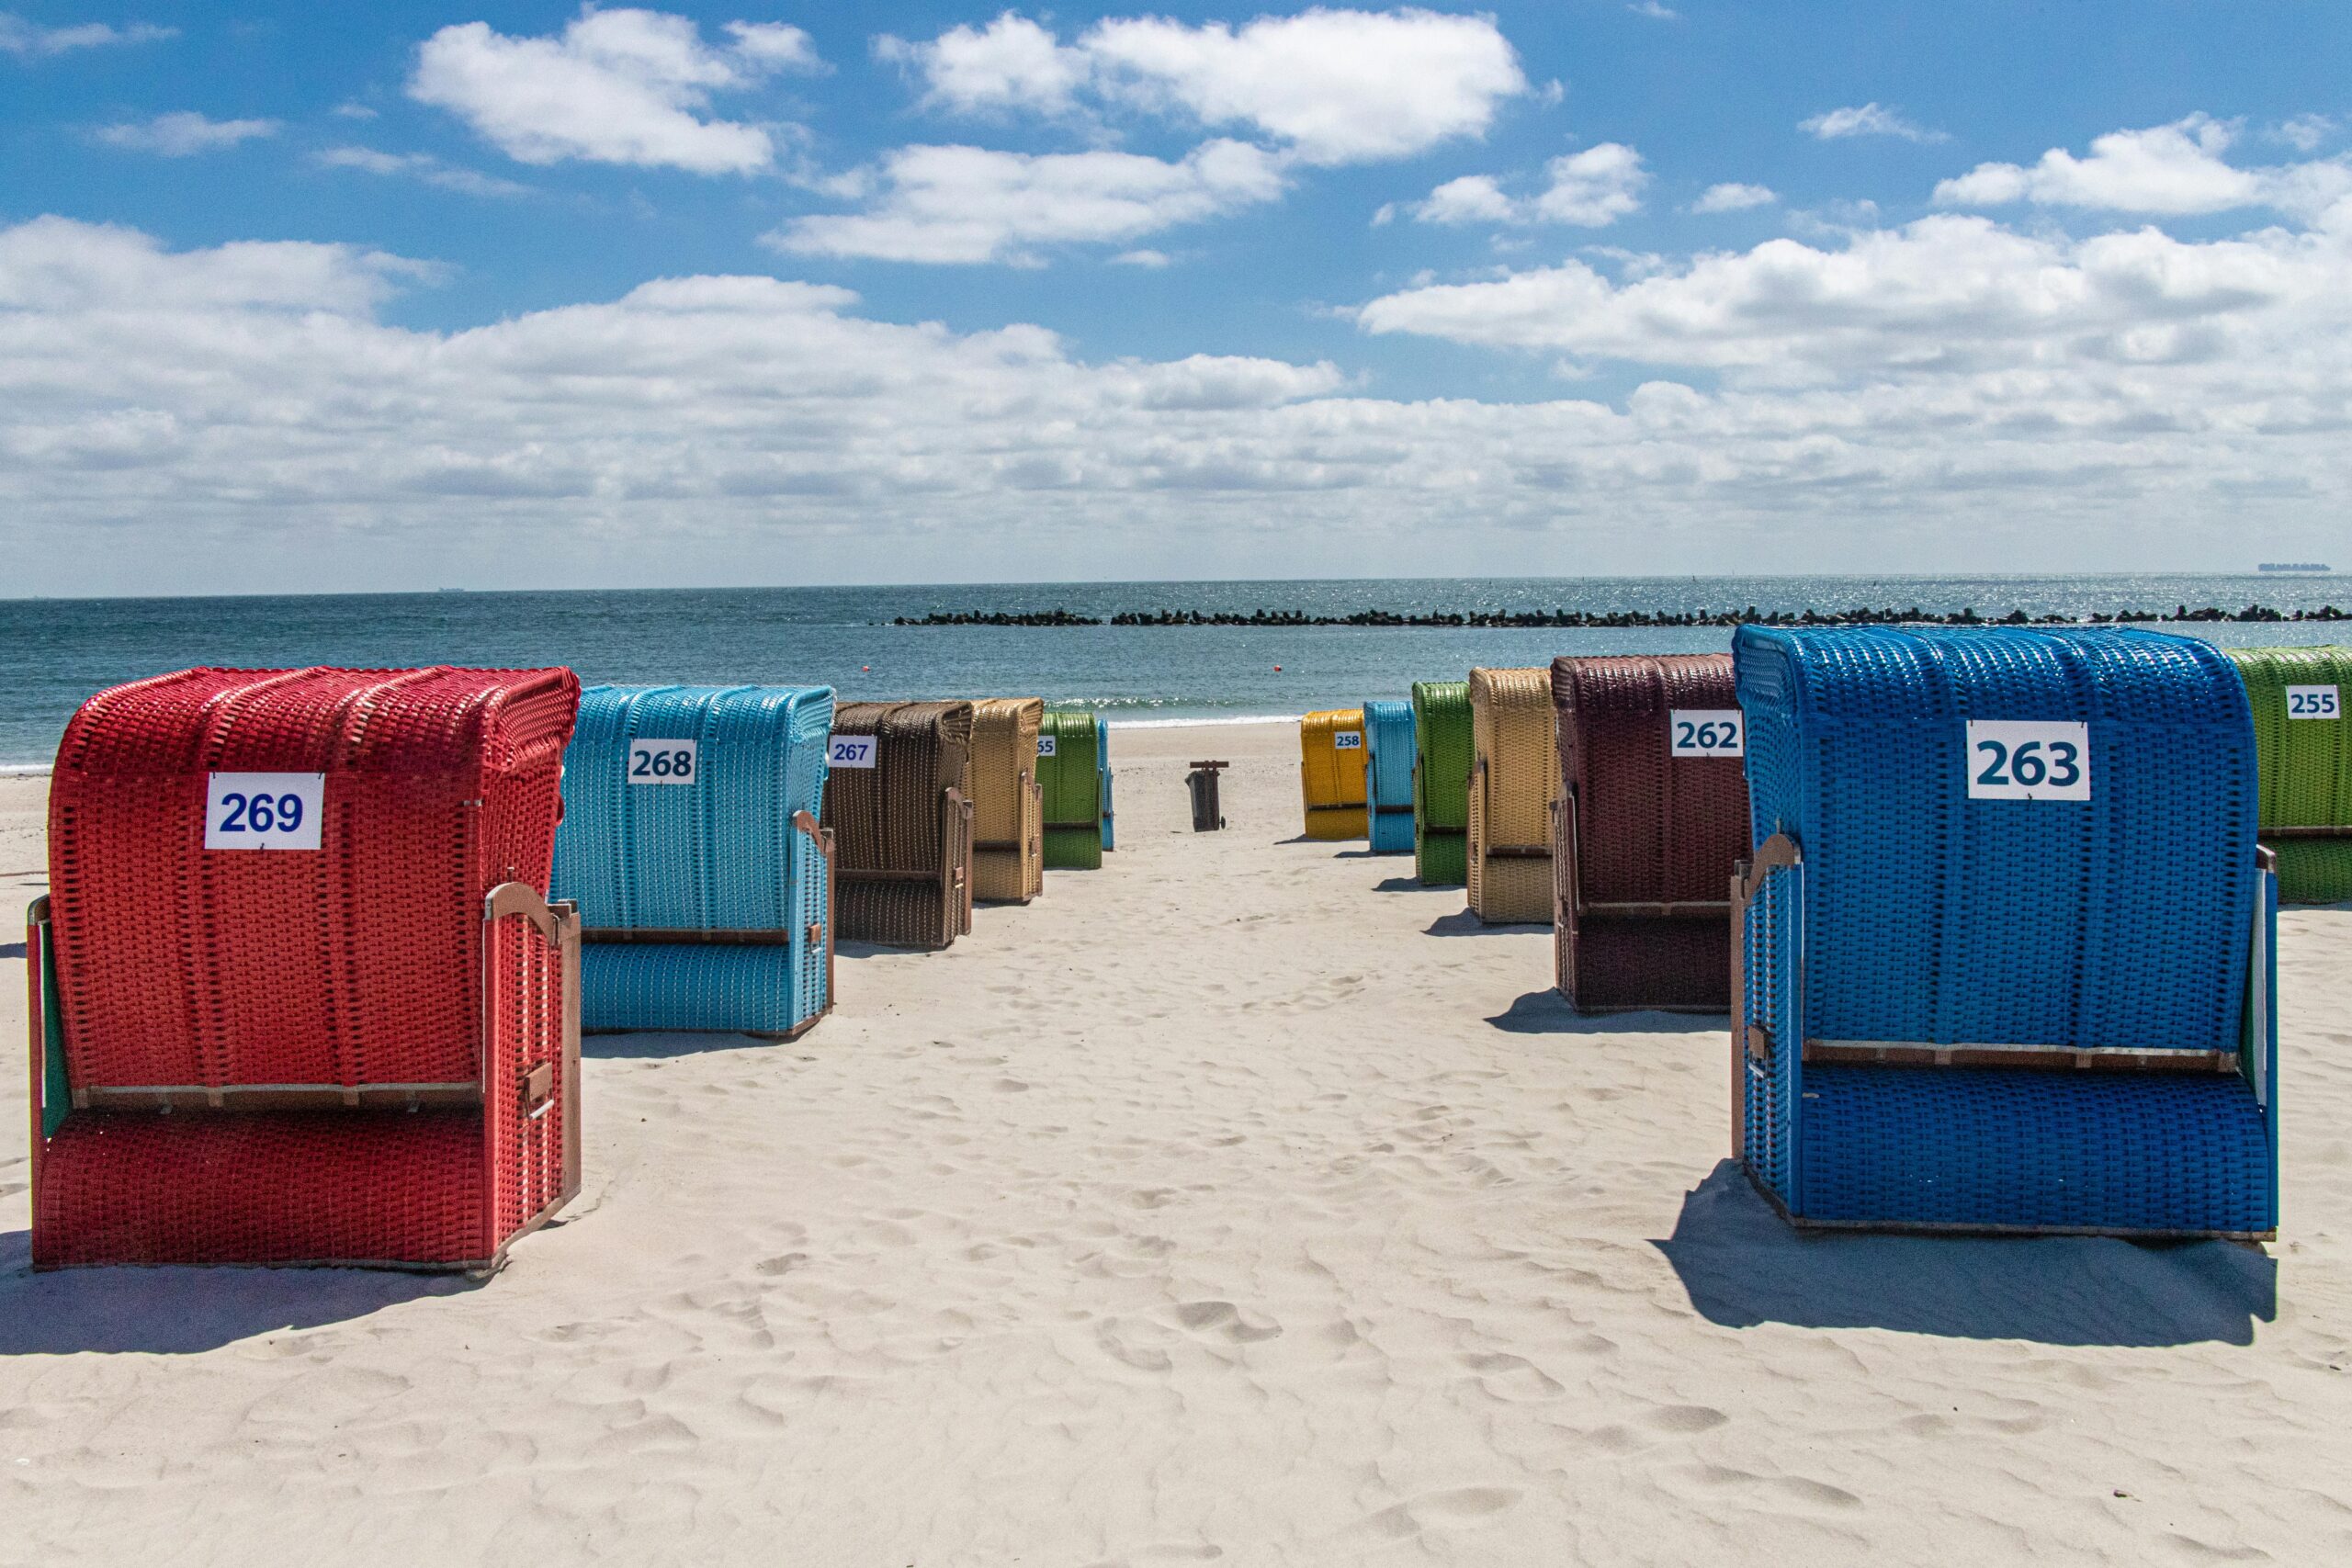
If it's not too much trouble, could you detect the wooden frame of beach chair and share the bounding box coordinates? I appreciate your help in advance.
[30,664,584,1272]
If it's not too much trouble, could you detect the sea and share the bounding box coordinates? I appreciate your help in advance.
[3,574,2344,768]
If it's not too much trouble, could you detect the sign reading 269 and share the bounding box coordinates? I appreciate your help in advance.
[628,739,697,784]
[1966,720,2089,801]
[206,772,325,850]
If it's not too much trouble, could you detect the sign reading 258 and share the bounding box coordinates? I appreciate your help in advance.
[1966,720,2089,801]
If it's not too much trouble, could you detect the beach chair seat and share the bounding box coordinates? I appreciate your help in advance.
[1550,655,1747,1011]
[1411,682,1470,886]
[29,665,582,1271]
[825,701,975,949]
[2225,647,2352,903]
[1299,708,1368,840]
[550,684,836,1039]
[1039,708,1104,870]
[1363,700,1416,854]
[969,698,1046,903]
[1467,669,1557,923]
[1733,626,2277,1237]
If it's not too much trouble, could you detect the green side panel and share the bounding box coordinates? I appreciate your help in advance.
[2272,839,2352,904]
[1037,709,1104,829]
[1411,682,1472,833]
[2225,647,2352,830]
[40,919,69,1139]
[1044,824,1104,871]
[1415,827,1467,886]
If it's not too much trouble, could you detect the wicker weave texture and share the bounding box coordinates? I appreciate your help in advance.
[1363,700,1416,854]
[1551,655,1746,1010]
[970,698,1046,903]
[1734,626,2275,1236]
[38,665,581,1269]
[50,665,575,1092]
[551,684,833,1033]
[1298,708,1368,840]
[824,700,975,949]
[2226,646,2352,902]
[1738,626,2256,1051]
[1467,669,1558,923]
[1411,681,1471,886]
[1039,709,1104,869]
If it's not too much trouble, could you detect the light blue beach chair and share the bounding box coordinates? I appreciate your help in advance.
[1363,700,1416,854]
[552,684,836,1038]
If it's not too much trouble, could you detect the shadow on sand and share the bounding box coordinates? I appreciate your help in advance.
[1653,1160,2276,1347]
[1423,909,1543,937]
[1485,988,1715,1036]
[0,1229,479,1355]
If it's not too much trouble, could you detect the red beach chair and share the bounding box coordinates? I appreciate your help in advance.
[27,666,583,1271]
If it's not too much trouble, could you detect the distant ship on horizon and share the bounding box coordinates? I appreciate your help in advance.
[2257,562,2331,573]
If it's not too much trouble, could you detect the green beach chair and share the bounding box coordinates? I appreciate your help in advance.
[2228,647,2352,902]
[1040,708,1105,870]
[1411,681,1472,886]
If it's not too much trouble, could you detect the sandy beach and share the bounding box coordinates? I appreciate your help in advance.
[3,720,2350,1565]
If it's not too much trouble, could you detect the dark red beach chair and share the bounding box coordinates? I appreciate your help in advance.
[28,666,582,1271]
[1550,654,1749,1011]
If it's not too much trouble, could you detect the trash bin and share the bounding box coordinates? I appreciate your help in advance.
[1187,761,1228,831]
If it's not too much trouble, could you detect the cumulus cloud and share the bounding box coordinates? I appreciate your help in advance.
[1935,114,2352,218]
[1801,103,1946,143]
[314,146,532,198]
[95,111,277,155]
[0,12,173,57]
[884,7,1526,165]
[411,6,820,174]
[1391,144,1648,228]
[1690,181,1775,213]
[6,210,2349,590]
[2272,114,2335,154]
[772,141,1285,265]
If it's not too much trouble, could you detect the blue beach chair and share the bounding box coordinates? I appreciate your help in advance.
[1363,700,1416,854]
[552,684,837,1039]
[1098,716,1116,852]
[1732,626,2278,1237]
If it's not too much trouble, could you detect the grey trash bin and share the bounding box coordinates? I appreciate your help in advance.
[1186,761,1227,832]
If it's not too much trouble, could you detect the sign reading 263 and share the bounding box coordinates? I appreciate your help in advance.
[1966,720,2089,801]
[628,738,697,784]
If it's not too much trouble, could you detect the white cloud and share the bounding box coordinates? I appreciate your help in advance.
[1800,103,1946,143]
[887,8,1527,166]
[411,7,820,174]
[1394,144,1647,228]
[1626,2,1679,17]
[332,101,379,120]
[0,12,174,58]
[771,141,1286,265]
[315,146,531,198]
[1935,115,2352,219]
[9,209,2350,593]
[1690,181,1775,213]
[95,112,278,155]
[2273,114,2335,154]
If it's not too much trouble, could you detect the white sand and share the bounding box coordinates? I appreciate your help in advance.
[3,728,2350,1564]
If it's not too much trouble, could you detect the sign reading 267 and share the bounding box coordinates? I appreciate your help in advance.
[828,735,878,769]
[1966,720,2089,801]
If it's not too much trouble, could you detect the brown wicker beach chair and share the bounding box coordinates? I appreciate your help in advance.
[824,701,975,949]
[970,698,1046,904]
[1551,655,1748,1011]
[1468,668,1560,924]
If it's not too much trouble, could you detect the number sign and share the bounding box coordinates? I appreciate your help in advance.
[1669,710,1744,758]
[628,739,698,784]
[829,735,878,769]
[1037,734,1057,757]
[1966,720,2090,801]
[1332,730,1363,750]
[205,772,325,850]
[2286,684,2341,720]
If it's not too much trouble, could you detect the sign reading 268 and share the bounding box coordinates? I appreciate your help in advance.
[1966,720,2090,801]
[628,739,697,784]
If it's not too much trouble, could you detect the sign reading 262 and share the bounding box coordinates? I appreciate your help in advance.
[1966,720,2089,801]
[1669,710,1743,758]
[628,739,697,784]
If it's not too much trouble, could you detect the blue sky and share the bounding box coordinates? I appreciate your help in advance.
[3,3,2349,594]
